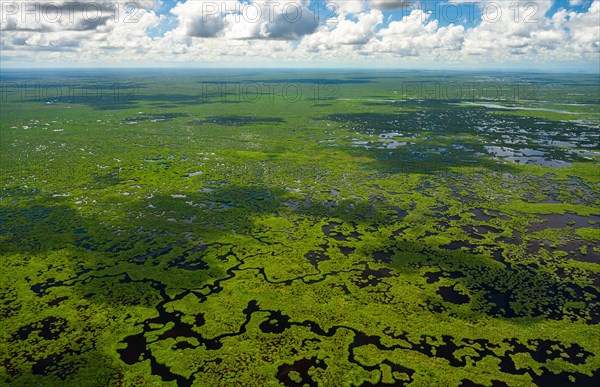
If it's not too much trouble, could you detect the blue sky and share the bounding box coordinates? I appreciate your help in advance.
[0,1,598,70]
[147,0,594,32]
[147,0,595,28]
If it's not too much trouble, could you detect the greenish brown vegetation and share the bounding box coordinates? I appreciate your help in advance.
[1,69,598,386]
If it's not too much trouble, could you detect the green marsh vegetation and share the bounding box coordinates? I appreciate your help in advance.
[0,69,598,386]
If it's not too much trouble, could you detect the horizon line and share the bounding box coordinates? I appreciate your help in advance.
[2,67,599,75]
